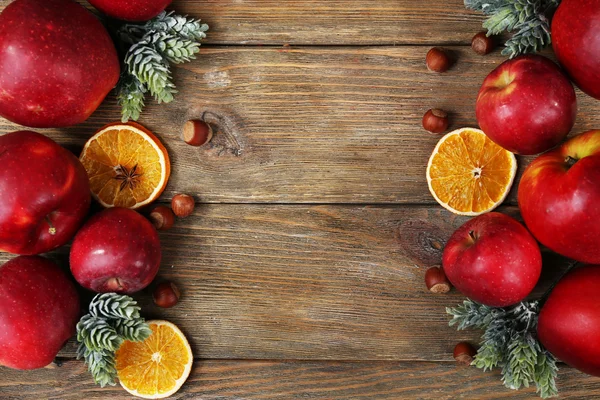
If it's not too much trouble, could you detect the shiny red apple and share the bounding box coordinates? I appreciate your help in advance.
[518,130,600,264]
[552,0,600,100]
[70,207,161,294]
[0,256,80,370]
[0,0,120,128]
[87,0,172,21]
[0,131,91,255]
[442,212,542,307]
[538,265,600,376]
[475,54,577,155]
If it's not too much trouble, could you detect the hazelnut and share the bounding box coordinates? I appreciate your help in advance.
[153,281,181,308]
[471,32,495,55]
[453,342,477,366]
[183,120,213,147]
[171,194,195,218]
[425,266,451,293]
[426,47,453,73]
[422,109,449,134]
[149,205,175,231]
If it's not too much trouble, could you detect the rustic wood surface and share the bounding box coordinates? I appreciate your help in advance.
[0,46,599,204]
[1,0,600,398]
[1,359,598,400]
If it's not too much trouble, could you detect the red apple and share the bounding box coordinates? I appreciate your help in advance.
[552,0,600,100]
[0,131,91,255]
[475,55,577,155]
[0,256,80,370]
[0,0,120,128]
[442,212,542,307]
[87,0,173,21]
[70,207,161,294]
[538,265,600,376]
[519,130,600,264]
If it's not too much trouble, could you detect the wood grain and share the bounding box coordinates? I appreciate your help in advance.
[0,0,484,45]
[1,359,598,399]
[170,0,485,45]
[1,47,598,204]
[0,205,570,361]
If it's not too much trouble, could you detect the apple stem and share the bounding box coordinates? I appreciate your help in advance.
[468,230,477,242]
[105,277,124,292]
[45,216,56,235]
[539,260,579,305]
[565,156,579,169]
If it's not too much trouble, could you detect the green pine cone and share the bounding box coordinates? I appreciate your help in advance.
[89,293,142,321]
[77,315,123,352]
[78,345,118,387]
[126,43,176,104]
[146,31,201,64]
[147,11,209,40]
[117,73,146,122]
[113,318,153,342]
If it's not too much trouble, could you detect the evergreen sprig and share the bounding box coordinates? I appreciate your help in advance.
[117,73,146,124]
[116,11,208,122]
[447,299,558,398]
[77,293,151,387]
[464,0,561,58]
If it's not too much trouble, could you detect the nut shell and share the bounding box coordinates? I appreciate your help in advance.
[149,206,175,231]
[471,32,495,55]
[453,342,477,365]
[425,266,451,293]
[153,281,180,308]
[422,109,449,134]
[183,120,213,147]
[171,194,195,218]
[426,47,452,73]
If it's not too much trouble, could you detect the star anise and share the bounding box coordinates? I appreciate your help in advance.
[114,164,143,191]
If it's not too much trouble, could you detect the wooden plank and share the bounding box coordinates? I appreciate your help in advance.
[171,0,485,45]
[0,0,485,46]
[1,47,597,204]
[0,205,570,361]
[1,359,598,399]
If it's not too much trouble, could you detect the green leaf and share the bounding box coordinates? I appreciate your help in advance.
[446,299,499,330]
[77,315,123,352]
[117,73,146,122]
[77,345,117,387]
[448,299,558,398]
[89,293,142,321]
[117,11,208,119]
[125,42,177,104]
[147,11,209,40]
[464,0,560,58]
[535,351,559,398]
[145,31,201,64]
[113,318,153,342]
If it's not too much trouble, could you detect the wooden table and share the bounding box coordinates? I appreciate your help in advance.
[1,1,600,398]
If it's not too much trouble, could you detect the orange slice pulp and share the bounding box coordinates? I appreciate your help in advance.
[80,122,170,209]
[426,127,517,215]
[116,320,193,399]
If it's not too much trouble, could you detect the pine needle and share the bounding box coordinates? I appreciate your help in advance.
[447,299,558,398]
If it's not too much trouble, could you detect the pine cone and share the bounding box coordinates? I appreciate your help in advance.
[113,318,153,342]
[148,11,209,40]
[77,315,123,352]
[89,293,143,321]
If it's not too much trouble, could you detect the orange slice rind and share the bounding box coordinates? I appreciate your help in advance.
[116,320,193,399]
[80,122,170,209]
[426,127,517,216]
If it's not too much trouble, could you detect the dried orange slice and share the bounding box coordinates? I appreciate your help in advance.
[116,320,193,399]
[80,122,170,209]
[426,128,517,216]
